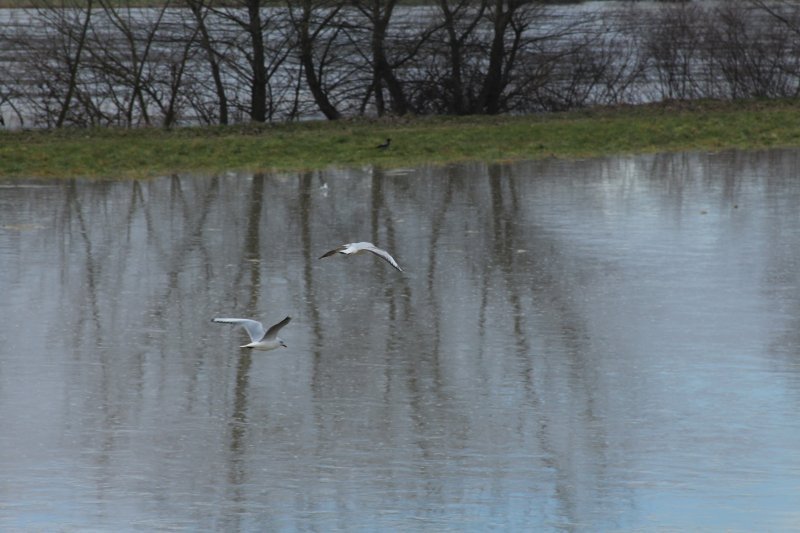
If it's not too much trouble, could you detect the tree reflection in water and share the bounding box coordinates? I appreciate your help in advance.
[2,152,800,530]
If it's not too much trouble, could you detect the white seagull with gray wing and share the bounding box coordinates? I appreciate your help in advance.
[319,241,403,272]
[212,316,291,351]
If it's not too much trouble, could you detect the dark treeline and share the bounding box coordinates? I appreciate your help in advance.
[0,0,799,128]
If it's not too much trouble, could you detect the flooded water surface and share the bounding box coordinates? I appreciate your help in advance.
[1,150,800,531]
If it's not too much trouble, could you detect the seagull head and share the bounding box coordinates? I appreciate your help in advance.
[279,339,288,348]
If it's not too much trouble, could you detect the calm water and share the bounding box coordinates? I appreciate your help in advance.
[1,150,800,531]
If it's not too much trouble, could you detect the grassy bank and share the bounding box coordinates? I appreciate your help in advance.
[2,98,800,179]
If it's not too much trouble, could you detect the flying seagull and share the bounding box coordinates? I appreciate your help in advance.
[212,316,291,351]
[376,138,391,150]
[319,241,403,272]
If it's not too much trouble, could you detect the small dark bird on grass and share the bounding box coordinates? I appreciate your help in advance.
[376,138,391,150]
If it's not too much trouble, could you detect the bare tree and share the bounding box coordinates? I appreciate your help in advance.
[640,2,709,100]
[419,1,613,114]
[210,0,292,122]
[5,1,800,128]
[436,0,487,114]
[287,0,344,120]
[639,1,800,101]
[750,0,800,38]
[740,0,800,97]
[16,0,98,127]
[185,0,230,124]
[56,0,93,127]
[91,0,174,125]
[476,0,533,114]
[351,0,410,116]
[243,0,269,122]
[156,18,201,127]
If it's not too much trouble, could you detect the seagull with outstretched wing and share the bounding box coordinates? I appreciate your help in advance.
[319,241,403,272]
[212,316,291,351]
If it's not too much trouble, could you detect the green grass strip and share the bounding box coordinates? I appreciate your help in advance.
[2,98,800,179]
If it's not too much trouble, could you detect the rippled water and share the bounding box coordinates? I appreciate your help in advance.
[1,150,800,531]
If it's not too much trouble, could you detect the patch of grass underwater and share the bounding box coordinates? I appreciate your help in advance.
[2,98,800,179]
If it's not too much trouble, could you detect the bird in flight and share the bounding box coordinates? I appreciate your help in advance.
[319,241,403,272]
[376,138,391,150]
[212,316,291,351]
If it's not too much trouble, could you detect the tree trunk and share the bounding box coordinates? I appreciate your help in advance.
[439,0,487,115]
[187,0,229,125]
[295,1,341,120]
[361,0,408,116]
[57,0,93,128]
[477,1,512,114]
[247,0,268,122]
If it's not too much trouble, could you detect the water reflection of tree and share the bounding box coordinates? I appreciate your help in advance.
[300,171,324,354]
[63,179,103,345]
[57,175,226,508]
[759,151,800,382]
[487,163,616,525]
[288,161,621,525]
[223,173,265,526]
[41,161,645,527]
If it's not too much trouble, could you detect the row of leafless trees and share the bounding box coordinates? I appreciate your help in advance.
[1,0,799,129]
